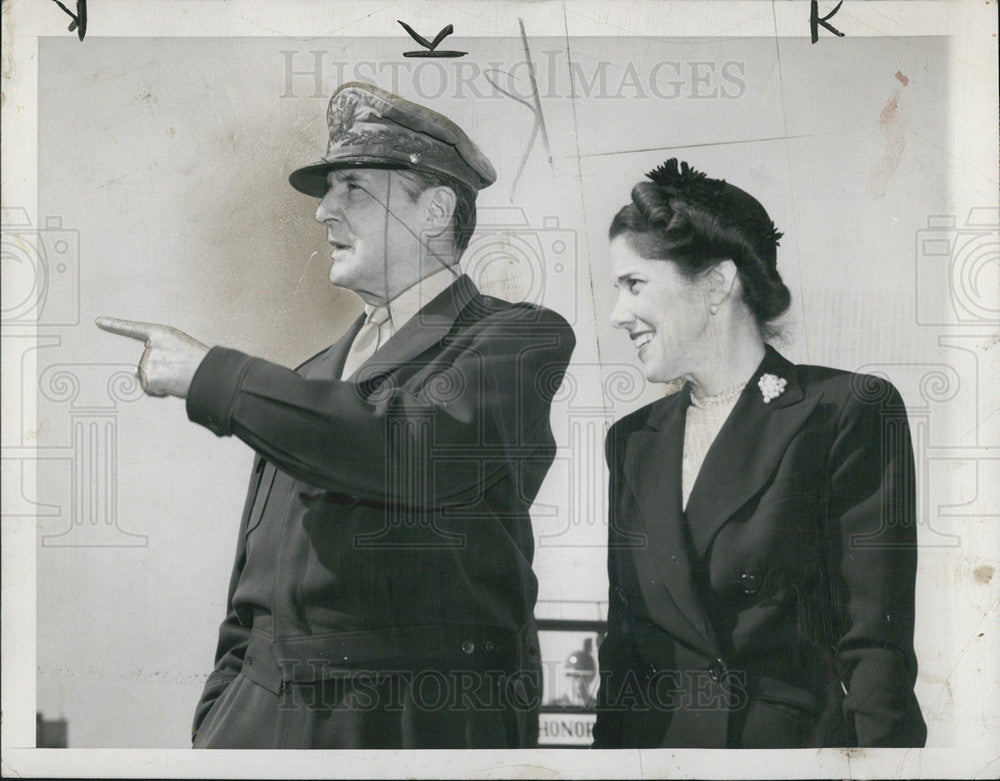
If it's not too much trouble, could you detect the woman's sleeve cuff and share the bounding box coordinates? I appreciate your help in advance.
[186,346,256,436]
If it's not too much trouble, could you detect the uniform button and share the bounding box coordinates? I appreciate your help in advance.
[485,641,496,652]
[461,641,475,654]
[740,572,759,595]
[246,656,253,666]
[708,658,725,682]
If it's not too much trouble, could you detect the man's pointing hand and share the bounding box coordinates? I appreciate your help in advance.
[96,317,210,399]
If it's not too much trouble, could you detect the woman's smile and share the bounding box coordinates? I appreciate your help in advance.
[631,329,655,351]
[609,236,710,384]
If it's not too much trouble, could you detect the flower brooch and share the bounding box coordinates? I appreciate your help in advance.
[758,373,787,404]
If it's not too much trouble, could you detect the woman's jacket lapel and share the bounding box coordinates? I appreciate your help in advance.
[684,346,821,557]
[621,346,821,654]
[623,384,718,653]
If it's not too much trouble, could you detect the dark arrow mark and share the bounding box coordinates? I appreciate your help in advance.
[398,20,466,58]
[399,20,452,50]
[50,0,87,41]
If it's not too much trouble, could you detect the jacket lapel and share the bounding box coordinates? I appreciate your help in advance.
[298,315,365,379]
[624,387,719,652]
[351,273,477,382]
[684,345,821,557]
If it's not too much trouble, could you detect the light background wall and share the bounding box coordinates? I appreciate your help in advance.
[6,20,994,758]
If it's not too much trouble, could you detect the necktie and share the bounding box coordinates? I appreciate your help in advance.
[341,306,391,379]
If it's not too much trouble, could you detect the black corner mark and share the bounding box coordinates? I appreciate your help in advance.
[398,20,451,50]
[397,20,467,58]
[50,0,87,40]
[811,0,845,43]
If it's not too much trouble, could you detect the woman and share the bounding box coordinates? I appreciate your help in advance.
[592,159,927,748]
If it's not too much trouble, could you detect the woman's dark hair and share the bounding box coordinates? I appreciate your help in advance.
[609,159,791,339]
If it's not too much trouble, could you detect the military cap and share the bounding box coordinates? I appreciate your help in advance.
[289,82,496,197]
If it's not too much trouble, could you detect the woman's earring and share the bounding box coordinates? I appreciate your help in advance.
[709,303,719,315]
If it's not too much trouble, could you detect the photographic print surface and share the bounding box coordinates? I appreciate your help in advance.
[2,1,998,778]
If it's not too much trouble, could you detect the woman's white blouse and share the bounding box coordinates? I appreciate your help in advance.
[682,381,748,509]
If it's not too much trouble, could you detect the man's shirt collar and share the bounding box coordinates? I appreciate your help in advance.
[363,266,458,337]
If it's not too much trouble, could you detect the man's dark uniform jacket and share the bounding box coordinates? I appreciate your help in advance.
[593,346,927,749]
[186,274,574,747]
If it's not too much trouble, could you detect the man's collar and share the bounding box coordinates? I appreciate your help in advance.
[365,266,460,331]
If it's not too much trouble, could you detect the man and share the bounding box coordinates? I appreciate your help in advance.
[97,82,575,748]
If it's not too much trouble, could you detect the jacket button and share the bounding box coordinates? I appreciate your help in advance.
[708,658,725,682]
[246,656,253,666]
[485,641,496,652]
[461,641,475,654]
[740,572,759,595]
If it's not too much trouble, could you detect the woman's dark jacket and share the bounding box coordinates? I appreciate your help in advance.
[593,346,927,748]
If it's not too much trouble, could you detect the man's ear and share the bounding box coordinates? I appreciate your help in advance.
[705,259,739,306]
[422,186,457,238]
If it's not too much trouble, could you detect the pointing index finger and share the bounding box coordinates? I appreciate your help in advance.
[95,316,155,342]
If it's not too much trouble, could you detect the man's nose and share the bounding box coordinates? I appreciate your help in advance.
[315,189,342,224]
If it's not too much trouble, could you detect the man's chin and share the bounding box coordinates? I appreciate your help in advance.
[327,260,356,288]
